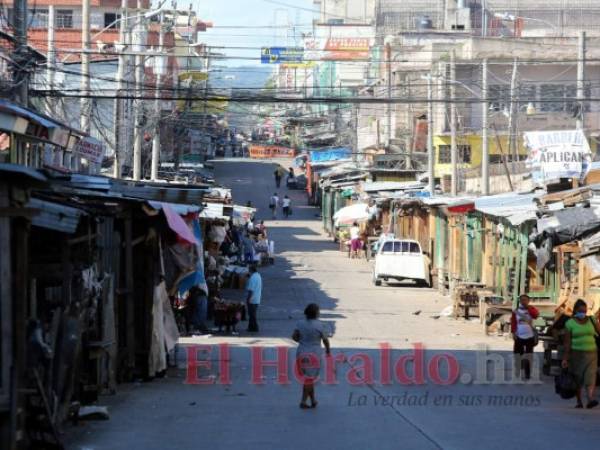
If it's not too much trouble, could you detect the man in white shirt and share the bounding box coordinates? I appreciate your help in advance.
[269,193,279,219]
[246,265,262,332]
[282,195,291,218]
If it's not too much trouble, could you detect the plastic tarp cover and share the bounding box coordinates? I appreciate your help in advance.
[534,207,600,271]
[310,147,352,163]
[162,203,197,245]
[148,281,179,377]
[177,219,208,296]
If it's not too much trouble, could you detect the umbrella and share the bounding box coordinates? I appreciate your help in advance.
[333,203,370,226]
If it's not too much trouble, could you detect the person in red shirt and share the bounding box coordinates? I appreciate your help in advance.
[511,294,540,380]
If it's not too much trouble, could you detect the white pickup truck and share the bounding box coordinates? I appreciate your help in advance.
[372,239,431,287]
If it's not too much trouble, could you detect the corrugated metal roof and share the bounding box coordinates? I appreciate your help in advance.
[474,193,540,225]
[28,197,84,234]
[310,159,353,168]
[420,196,476,207]
[69,174,113,191]
[147,201,202,215]
[362,181,424,192]
[0,163,47,183]
[0,100,58,129]
[112,184,209,204]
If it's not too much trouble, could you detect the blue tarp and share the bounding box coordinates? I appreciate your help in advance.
[310,147,352,163]
[177,219,208,295]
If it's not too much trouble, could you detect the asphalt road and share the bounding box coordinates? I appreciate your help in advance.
[67,160,600,450]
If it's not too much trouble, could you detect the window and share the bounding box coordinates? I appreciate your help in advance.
[488,84,509,112]
[438,145,472,164]
[382,241,395,254]
[538,84,590,113]
[104,13,120,29]
[56,9,73,29]
[409,242,421,254]
[29,9,48,28]
[539,84,564,112]
[519,84,537,111]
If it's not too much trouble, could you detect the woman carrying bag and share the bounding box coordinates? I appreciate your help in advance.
[511,294,539,380]
[561,299,600,409]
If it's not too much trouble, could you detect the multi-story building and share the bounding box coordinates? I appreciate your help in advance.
[0,1,211,175]
[1,1,153,60]
[365,0,600,188]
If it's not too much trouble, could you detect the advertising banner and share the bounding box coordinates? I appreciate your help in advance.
[249,145,296,158]
[524,130,592,184]
[260,47,304,64]
[74,137,105,164]
[322,37,370,60]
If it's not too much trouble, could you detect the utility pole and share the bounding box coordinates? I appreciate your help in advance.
[576,31,586,130]
[481,0,487,37]
[386,42,392,148]
[150,12,165,181]
[12,0,28,105]
[352,104,358,162]
[132,0,145,180]
[81,0,91,133]
[481,59,489,196]
[427,73,434,195]
[46,5,56,116]
[450,50,458,196]
[507,57,518,172]
[113,0,128,178]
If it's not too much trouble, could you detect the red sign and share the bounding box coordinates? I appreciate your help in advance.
[249,145,296,159]
[323,38,370,60]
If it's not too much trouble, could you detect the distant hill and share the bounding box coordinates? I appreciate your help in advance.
[210,66,273,90]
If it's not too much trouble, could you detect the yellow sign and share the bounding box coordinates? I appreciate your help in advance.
[178,71,209,82]
[281,62,316,69]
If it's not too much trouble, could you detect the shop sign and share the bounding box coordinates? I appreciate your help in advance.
[260,47,304,64]
[74,137,106,164]
[525,130,592,184]
[322,37,370,60]
[249,145,295,158]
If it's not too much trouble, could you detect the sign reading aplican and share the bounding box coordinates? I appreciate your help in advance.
[524,130,592,184]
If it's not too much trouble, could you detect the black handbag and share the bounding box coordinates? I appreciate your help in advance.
[555,369,578,400]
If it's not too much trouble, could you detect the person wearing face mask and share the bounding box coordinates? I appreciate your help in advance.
[562,299,600,409]
[511,294,539,380]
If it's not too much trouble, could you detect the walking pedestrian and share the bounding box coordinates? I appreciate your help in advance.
[292,303,331,409]
[562,299,600,409]
[269,193,279,219]
[511,294,539,380]
[282,195,292,219]
[274,166,285,188]
[245,265,262,333]
[349,222,361,258]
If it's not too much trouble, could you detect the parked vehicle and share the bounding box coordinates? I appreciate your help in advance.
[372,239,431,287]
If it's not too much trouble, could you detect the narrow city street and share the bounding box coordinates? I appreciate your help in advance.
[66,161,600,450]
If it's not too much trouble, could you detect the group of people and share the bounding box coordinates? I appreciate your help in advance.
[269,193,292,219]
[512,294,600,409]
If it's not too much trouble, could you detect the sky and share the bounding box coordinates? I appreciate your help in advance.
[192,0,315,67]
